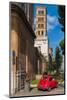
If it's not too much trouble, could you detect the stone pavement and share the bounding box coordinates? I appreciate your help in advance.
[13,85,65,97]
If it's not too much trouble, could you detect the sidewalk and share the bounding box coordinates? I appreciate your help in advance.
[13,86,64,97]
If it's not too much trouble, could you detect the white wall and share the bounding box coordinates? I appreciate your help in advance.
[34,37,48,60]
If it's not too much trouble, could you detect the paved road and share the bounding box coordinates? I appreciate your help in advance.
[14,85,65,97]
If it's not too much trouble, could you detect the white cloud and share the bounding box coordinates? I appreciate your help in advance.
[47,15,59,32]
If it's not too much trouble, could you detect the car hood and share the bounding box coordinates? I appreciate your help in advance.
[38,79,48,85]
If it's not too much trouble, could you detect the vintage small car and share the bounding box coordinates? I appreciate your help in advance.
[37,75,58,91]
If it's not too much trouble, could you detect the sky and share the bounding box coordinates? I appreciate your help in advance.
[34,4,64,57]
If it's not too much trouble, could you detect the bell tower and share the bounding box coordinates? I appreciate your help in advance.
[34,6,48,61]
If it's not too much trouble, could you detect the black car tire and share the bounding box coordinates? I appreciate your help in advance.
[48,87,51,91]
[56,84,58,88]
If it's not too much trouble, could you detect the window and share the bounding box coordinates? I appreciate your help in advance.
[38,17,44,22]
[38,31,40,35]
[41,30,44,35]
[38,11,41,14]
[41,11,44,14]
[12,50,16,65]
[38,18,41,21]
[42,18,44,21]
[38,10,44,15]
[41,24,44,28]
[38,24,40,28]
[38,24,44,28]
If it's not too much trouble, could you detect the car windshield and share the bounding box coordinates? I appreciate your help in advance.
[49,77,52,81]
[43,75,48,79]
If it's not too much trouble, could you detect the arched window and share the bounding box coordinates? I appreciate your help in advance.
[41,30,44,35]
[38,31,40,35]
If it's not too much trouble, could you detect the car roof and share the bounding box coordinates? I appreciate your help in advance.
[47,75,52,79]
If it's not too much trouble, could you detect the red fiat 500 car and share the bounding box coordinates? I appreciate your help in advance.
[37,75,58,91]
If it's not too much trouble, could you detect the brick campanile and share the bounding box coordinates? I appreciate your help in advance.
[34,6,48,61]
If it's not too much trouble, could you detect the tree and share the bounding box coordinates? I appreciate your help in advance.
[58,6,65,32]
[59,39,65,55]
[49,53,53,72]
[55,47,62,73]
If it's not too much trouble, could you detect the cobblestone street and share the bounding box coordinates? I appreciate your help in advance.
[14,85,65,97]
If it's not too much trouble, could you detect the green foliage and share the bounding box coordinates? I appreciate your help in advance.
[30,80,39,85]
[58,6,65,32]
[55,47,63,72]
[49,54,52,71]
[59,39,64,55]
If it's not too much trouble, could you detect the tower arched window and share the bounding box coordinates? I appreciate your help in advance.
[41,31,44,35]
[38,31,40,35]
